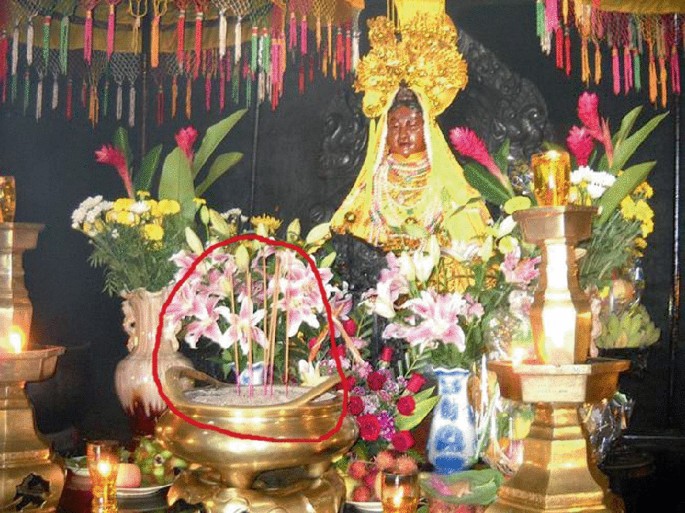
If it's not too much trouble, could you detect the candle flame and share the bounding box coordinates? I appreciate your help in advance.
[97,461,112,477]
[8,326,25,353]
[512,348,527,366]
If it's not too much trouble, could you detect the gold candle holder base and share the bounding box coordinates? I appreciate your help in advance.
[0,345,66,512]
[486,359,629,513]
[167,467,346,513]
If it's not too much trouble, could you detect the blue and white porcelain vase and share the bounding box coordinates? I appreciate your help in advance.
[426,367,477,474]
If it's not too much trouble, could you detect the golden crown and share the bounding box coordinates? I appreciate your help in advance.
[354,10,468,119]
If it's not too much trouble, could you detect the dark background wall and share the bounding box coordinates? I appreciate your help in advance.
[0,0,682,441]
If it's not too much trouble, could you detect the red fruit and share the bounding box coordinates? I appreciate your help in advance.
[347,460,368,480]
[342,318,357,336]
[352,485,373,502]
[116,463,142,488]
[362,469,378,490]
[374,450,396,471]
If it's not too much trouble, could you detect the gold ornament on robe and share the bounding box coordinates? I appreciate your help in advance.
[330,6,490,252]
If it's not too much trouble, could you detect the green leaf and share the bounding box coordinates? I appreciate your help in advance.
[596,161,655,224]
[112,126,133,169]
[134,144,163,193]
[411,386,435,403]
[610,112,668,173]
[614,106,643,147]
[395,396,439,431]
[193,109,247,178]
[159,147,196,221]
[463,162,513,206]
[493,139,510,174]
[195,152,243,197]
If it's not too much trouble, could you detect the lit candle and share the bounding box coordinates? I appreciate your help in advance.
[531,150,571,206]
[0,326,26,353]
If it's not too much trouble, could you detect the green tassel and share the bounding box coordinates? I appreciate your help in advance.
[102,79,109,116]
[231,66,239,104]
[536,0,545,40]
[42,18,50,68]
[263,34,271,75]
[250,29,258,73]
[60,16,69,75]
[23,72,30,115]
[245,73,252,108]
[633,51,641,92]
[11,74,17,104]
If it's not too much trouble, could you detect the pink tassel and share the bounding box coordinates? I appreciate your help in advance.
[336,26,343,75]
[194,13,203,79]
[289,11,296,52]
[300,15,307,55]
[226,51,231,82]
[345,25,351,73]
[309,54,314,82]
[84,10,93,64]
[298,61,304,93]
[671,45,681,94]
[612,46,620,95]
[546,0,559,32]
[107,4,115,59]
[564,30,571,75]
[219,58,225,110]
[555,26,563,69]
[177,11,186,71]
[205,75,211,111]
[624,46,632,93]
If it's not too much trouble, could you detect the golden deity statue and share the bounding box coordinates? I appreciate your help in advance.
[330,3,491,251]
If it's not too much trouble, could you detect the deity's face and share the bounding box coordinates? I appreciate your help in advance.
[386,105,426,158]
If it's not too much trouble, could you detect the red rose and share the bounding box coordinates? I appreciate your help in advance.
[342,318,357,336]
[391,430,415,452]
[405,373,426,394]
[397,396,416,416]
[367,371,386,391]
[348,395,364,416]
[380,346,393,363]
[357,414,381,442]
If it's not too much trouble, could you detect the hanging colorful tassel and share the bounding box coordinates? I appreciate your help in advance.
[648,41,657,104]
[66,78,73,120]
[658,56,667,108]
[219,57,225,111]
[42,16,51,69]
[623,46,632,93]
[36,75,43,120]
[555,26,563,69]
[157,85,164,125]
[262,28,270,78]
[151,0,167,68]
[594,40,602,84]
[316,15,321,53]
[102,79,109,116]
[128,81,136,126]
[26,15,35,67]
[226,50,232,82]
[633,50,641,92]
[60,14,69,74]
[23,71,30,116]
[545,0,559,33]
[562,0,568,25]
[289,11,296,52]
[51,74,59,110]
[535,0,545,42]
[185,77,192,119]
[11,73,17,105]
[205,72,211,112]
[232,56,240,104]
[251,26,258,73]
[345,24,352,74]
[218,9,227,58]
[352,13,360,71]
[335,26,343,79]
[243,58,251,108]
[81,79,87,108]
[89,84,98,127]
[611,46,620,95]
[234,16,242,64]
[0,35,7,92]
[193,1,207,80]
[172,75,178,118]
[327,18,332,66]
[116,82,123,119]
[175,0,189,71]
[581,37,590,84]
[671,44,680,94]
[106,1,122,60]
[300,15,307,56]
[83,1,99,65]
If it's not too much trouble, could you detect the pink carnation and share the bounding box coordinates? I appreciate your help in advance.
[449,127,506,184]
[175,126,199,162]
[95,144,133,198]
[566,126,594,166]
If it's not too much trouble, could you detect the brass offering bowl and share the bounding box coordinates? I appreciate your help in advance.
[156,367,358,491]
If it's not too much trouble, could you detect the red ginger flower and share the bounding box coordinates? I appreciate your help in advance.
[397,395,416,416]
[175,126,199,162]
[391,430,415,452]
[95,144,133,198]
[357,414,381,442]
[576,92,613,167]
[449,127,506,185]
[566,126,594,166]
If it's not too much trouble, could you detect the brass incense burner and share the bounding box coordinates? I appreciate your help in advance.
[0,223,66,512]
[487,207,629,513]
[157,367,358,513]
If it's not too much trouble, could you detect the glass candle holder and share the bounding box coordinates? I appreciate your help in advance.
[86,440,119,513]
[0,176,16,222]
[531,151,571,206]
[381,471,420,513]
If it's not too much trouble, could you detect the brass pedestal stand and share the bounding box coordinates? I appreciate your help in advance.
[486,360,629,513]
[0,346,66,511]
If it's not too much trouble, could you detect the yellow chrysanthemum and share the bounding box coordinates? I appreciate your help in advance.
[251,214,282,234]
[633,181,654,199]
[143,223,164,241]
[113,198,135,212]
[635,237,647,250]
[193,197,207,206]
[620,196,636,220]
[115,210,137,225]
[158,199,181,215]
[145,199,159,217]
[136,191,151,199]
[640,217,654,238]
[633,200,653,223]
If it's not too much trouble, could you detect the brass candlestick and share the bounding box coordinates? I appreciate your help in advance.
[487,206,629,513]
[0,223,66,512]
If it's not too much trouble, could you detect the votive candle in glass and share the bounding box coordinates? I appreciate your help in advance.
[0,176,16,222]
[531,150,571,206]
[86,440,119,513]
[381,471,420,513]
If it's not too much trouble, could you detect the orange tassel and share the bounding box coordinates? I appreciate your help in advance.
[594,41,602,84]
[562,0,568,25]
[185,77,192,119]
[659,56,667,108]
[612,46,620,95]
[151,15,160,68]
[172,75,178,118]
[648,42,657,105]
[581,37,590,84]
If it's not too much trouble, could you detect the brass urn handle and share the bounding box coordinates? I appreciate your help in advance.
[285,373,343,407]
[163,366,226,405]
